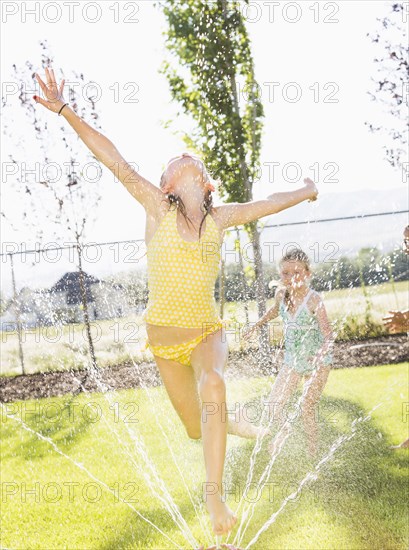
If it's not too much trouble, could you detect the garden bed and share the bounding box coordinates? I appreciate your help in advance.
[1,333,407,403]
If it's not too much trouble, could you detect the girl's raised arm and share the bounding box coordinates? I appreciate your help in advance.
[33,66,164,217]
[243,288,284,340]
[216,178,318,230]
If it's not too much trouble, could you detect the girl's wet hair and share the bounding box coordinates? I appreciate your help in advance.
[161,189,213,240]
[279,247,311,271]
[279,248,312,309]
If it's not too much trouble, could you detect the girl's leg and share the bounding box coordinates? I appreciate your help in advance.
[153,348,261,440]
[226,408,270,439]
[153,355,203,439]
[302,366,331,457]
[154,351,302,453]
[189,326,236,536]
[264,364,301,430]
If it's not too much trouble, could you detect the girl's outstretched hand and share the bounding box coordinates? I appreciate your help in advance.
[33,66,66,114]
[304,177,318,202]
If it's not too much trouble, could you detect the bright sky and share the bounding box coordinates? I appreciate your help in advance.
[1,0,408,293]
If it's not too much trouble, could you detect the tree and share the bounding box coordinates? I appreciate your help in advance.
[2,40,103,382]
[0,291,10,316]
[157,0,274,367]
[366,2,409,170]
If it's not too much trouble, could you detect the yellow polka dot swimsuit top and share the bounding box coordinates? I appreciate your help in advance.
[142,204,222,328]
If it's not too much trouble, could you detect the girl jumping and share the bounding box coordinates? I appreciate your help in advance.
[243,248,334,458]
[34,67,319,537]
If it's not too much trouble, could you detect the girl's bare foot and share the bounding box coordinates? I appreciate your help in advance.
[205,491,237,536]
[257,426,271,438]
[227,417,270,439]
[245,425,270,439]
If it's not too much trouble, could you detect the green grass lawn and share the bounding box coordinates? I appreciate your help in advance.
[2,280,408,377]
[1,362,408,549]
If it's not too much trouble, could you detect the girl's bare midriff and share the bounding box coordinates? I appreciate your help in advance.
[146,324,211,346]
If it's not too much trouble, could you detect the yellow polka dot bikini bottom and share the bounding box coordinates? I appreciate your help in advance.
[141,320,231,367]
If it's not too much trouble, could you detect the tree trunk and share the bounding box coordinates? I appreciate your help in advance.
[76,242,98,392]
[235,226,249,326]
[249,221,272,373]
[9,254,25,375]
[221,0,270,369]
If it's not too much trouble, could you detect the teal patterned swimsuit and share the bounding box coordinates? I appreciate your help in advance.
[279,288,333,375]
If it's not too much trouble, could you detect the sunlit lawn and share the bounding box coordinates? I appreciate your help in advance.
[1,362,408,549]
[2,280,408,377]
